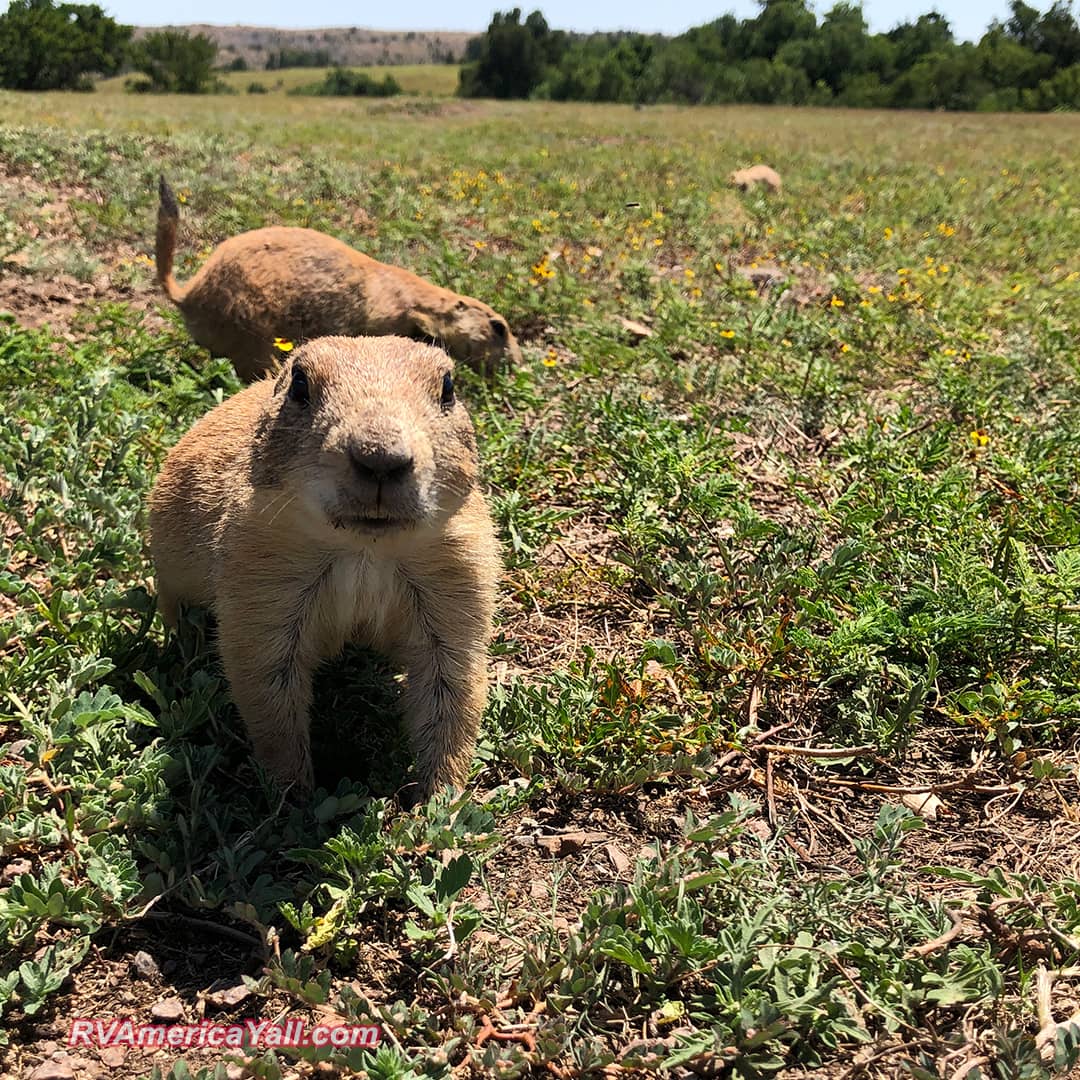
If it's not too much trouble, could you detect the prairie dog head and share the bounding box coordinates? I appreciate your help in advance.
[251,336,479,543]
[414,296,522,375]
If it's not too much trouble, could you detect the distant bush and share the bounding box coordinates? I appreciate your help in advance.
[247,81,268,93]
[264,47,331,70]
[291,67,402,97]
[225,55,248,72]
[127,29,219,93]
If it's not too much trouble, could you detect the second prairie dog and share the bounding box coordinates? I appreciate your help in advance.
[149,335,500,796]
[729,165,782,194]
[155,177,521,383]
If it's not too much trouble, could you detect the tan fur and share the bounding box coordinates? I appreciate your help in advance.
[155,177,521,383]
[148,335,500,797]
[729,165,783,194]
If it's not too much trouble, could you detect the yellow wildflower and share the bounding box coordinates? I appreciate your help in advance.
[883,227,893,239]
[830,296,845,308]
[867,285,882,294]
[684,268,695,280]
[720,329,736,339]
[273,338,294,352]
[473,240,487,250]
[543,347,558,368]
[970,429,990,447]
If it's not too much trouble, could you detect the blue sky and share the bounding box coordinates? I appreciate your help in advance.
[47,0,1017,45]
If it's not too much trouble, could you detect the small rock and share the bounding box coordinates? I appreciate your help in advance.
[617,316,654,341]
[150,997,185,1022]
[205,984,252,1009]
[131,951,160,980]
[225,1066,246,1080]
[605,842,631,876]
[535,830,607,857]
[98,1047,126,1068]
[2,858,33,883]
[30,1062,75,1080]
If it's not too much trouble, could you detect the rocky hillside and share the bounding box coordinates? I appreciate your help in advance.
[131,24,476,68]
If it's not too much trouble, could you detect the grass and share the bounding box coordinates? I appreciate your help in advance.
[1,92,1080,1079]
[94,64,462,97]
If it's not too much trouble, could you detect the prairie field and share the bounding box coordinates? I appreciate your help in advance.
[2,84,1080,1079]
[95,63,463,96]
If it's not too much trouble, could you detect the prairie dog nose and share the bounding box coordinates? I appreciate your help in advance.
[348,445,415,484]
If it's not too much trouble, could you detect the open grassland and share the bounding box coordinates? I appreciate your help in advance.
[1,93,1080,1079]
[96,64,463,97]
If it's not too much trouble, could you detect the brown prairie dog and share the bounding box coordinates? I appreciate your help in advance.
[729,165,782,194]
[148,335,501,797]
[155,177,521,383]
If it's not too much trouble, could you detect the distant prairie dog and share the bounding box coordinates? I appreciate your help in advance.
[149,335,500,796]
[155,177,521,383]
[729,165,782,194]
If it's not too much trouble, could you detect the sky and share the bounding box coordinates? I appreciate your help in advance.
[20,0,1018,45]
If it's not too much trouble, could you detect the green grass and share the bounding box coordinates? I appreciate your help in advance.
[94,63,461,96]
[2,95,1080,1078]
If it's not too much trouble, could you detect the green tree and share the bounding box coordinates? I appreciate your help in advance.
[459,8,561,98]
[128,29,218,93]
[0,0,131,91]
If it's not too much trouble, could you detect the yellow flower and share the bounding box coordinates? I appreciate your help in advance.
[830,296,845,308]
[781,338,792,347]
[582,297,594,307]
[473,240,487,250]
[273,338,294,352]
[840,343,851,353]
[531,219,543,231]
[943,348,957,357]
[970,429,990,447]
[867,285,882,294]
[859,300,871,308]
[543,347,558,368]
[898,268,909,276]
[720,329,736,339]
[883,227,893,239]
[887,293,898,302]
[1011,283,1022,293]
[690,287,702,298]
[653,238,663,247]
[684,268,695,280]
[937,222,955,237]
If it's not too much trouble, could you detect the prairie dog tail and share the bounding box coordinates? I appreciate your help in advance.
[156,175,184,303]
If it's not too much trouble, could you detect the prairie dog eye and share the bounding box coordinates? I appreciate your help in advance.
[440,372,455,410]
[490,319,507,340]
[288,367,310,406]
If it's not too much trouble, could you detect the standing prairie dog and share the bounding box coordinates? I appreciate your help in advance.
[155,177,521,383]
[729,165,782,194]
[149,336,500,796]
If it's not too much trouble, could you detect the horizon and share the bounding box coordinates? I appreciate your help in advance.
[41,0,1017,47]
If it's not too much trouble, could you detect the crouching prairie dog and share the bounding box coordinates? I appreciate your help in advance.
[155,177,521,383]
[149,335,501,797]
[729,165,782,194]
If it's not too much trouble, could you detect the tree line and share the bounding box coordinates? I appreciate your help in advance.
[459,1,1080,110]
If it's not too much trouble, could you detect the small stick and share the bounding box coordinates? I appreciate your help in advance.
[758,743,877,758]
[907,908,965,958]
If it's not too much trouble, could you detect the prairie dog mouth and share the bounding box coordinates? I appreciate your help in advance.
[331,513,413,534]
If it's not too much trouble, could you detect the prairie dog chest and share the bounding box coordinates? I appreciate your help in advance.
[316,552,404,654]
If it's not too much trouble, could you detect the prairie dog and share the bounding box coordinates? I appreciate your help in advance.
[149,335,500,796]
[155,177,521,383]
[729,165,783,194]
